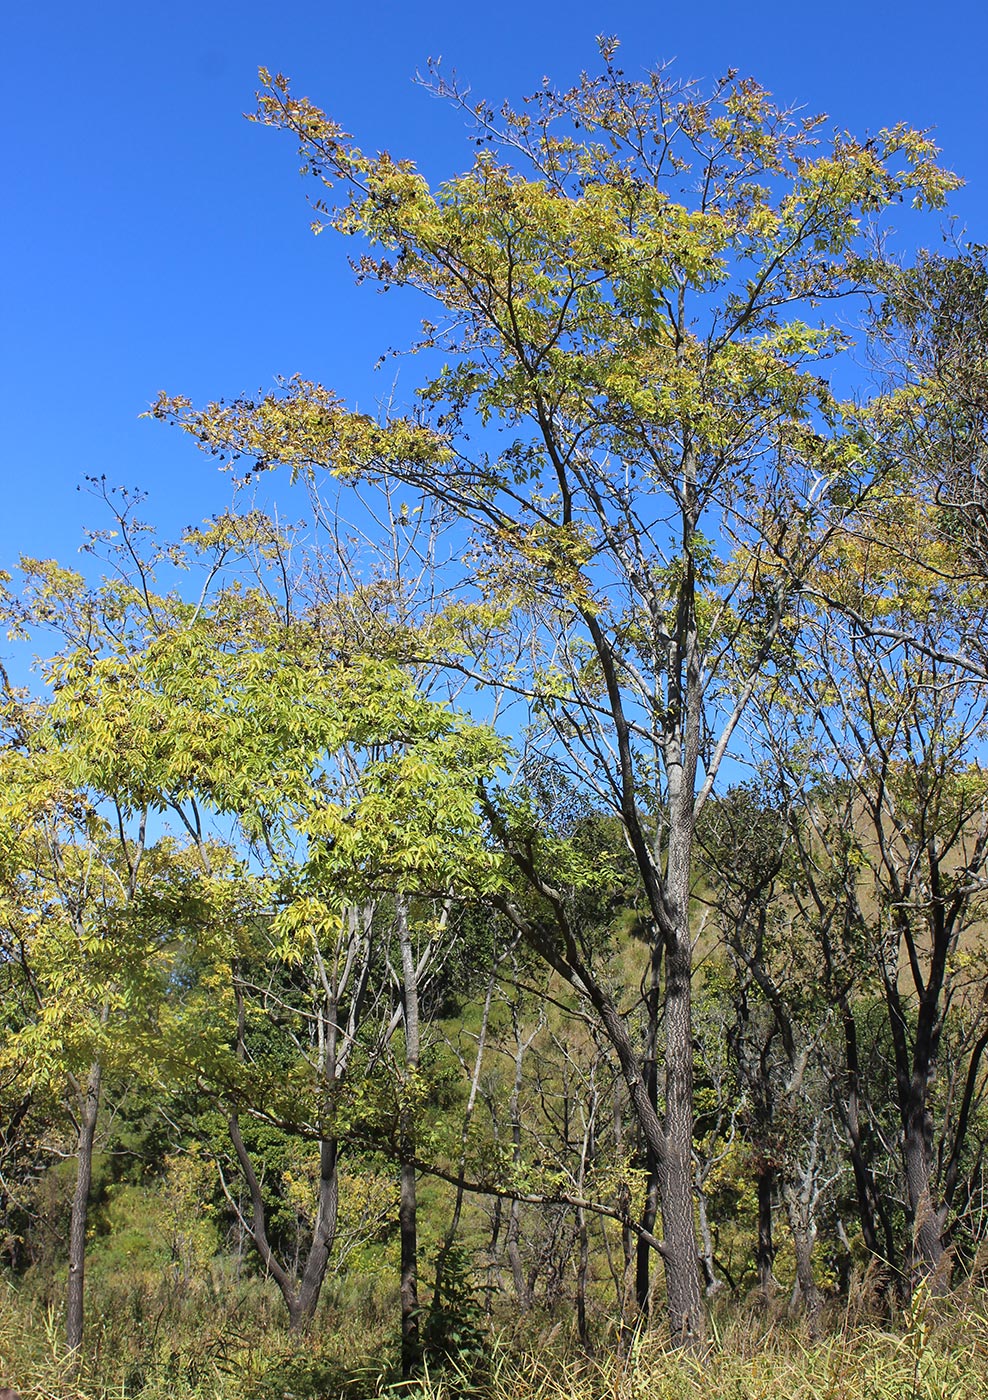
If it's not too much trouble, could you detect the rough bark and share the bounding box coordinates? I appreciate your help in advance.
[658,932,703,1345]
[901,1088,946,1282]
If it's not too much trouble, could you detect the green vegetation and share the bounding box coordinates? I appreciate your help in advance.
[4,1273,988,1398]
[4,39,988,1399]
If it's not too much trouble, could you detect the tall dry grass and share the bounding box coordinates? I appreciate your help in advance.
[2,1274,987,1399]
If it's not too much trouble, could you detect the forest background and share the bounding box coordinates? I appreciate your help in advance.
[6,4,988,1399]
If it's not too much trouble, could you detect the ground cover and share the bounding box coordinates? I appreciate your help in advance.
[3,1272,988,1400]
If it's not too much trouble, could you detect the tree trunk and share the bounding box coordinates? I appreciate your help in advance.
[506,1000,532,1311]
[228,966,340,1331]
[397,896,421,1377]
[636,938,662,1317]
[656,606,705,1349]
[696,1186,723,1298]
[292,1137,340,1328]
[228,1114,340,1330]
[783,1181,823,1339]
[506,1201,530,1311]
[581,536,706,1348]
[635,1171,660,1316]
[66,1061,101,1352]
[886,964,948,1289]
[575,1205,591,1351]
[840,1005,897,1280]
[561,953,702,1345]
[907,979,950,1284]
[657,932,704,1347]
[902,1088,946,1286]
[755,1162,776,1297]
[399,1158,419,1372]
[495,835,703,1343]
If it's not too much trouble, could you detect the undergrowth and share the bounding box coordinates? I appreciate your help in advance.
[2,1275,988,1399]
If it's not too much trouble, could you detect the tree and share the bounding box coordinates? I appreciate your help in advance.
[153,44,958,1343]
[698,785,844,1331]
[42,573,506,1346]
[774,615,988,1288]
[0,675,193,1352]
[1,496,507,1347]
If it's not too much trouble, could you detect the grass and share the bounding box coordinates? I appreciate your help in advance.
[2,1274,988,1400]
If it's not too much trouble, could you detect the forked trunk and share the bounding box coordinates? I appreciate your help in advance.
[228,1115,340,1331]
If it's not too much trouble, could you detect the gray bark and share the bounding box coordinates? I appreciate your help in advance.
[783,1178,823,1339]
[66,1061,101,1352]
[397,895,421,1377]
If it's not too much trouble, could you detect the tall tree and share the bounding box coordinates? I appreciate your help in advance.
[155,46,957,1342]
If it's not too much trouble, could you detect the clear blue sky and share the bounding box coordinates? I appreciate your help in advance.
[4,0,987,574]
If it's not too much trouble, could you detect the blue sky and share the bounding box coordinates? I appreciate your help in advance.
[4,0,987,580]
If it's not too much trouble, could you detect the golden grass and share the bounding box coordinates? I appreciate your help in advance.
[3,1277,988,1400]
